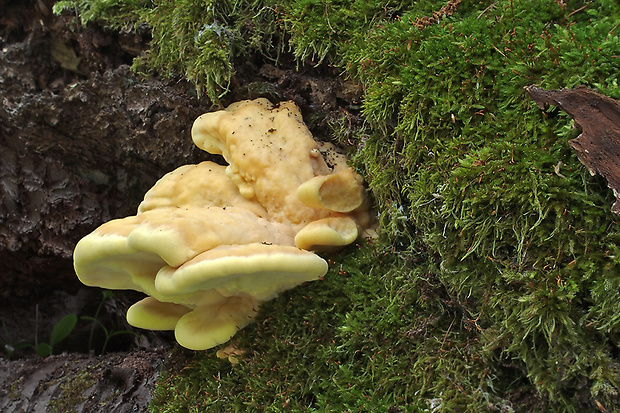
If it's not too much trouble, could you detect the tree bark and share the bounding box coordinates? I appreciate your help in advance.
[0,5,210,298]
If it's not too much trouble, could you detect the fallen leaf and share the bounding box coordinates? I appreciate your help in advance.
[525,85,620,214]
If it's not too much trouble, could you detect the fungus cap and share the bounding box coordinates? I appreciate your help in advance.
[124,206,296,267]
[174,296,259,350]
[126,297,191,331]
[191,98,338,225]
[73,98,372,351]
[138,162,267,218]
[155,243,329,301]
[295,217,359,251]
[297,168,366,212]
[73,218,165,295]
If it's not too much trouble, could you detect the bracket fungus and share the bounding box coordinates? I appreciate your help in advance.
[74,98,371,350]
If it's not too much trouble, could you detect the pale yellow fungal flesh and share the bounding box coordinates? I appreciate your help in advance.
[73,99,372,350]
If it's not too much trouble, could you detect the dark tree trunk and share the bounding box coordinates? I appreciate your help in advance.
[0,4,207,409]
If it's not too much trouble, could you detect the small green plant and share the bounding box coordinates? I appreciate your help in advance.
[2,291,139,358]
[1,321,32,359]
[35,313,78,357]
[2,311,77,358]
[82,290,139,354]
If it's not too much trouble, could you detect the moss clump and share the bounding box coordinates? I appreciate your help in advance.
[340,1,620,409]
[151,243,508,412]
[55,0,620,411]
[54,0,284,100]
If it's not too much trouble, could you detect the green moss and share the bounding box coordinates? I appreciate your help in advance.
[48,369,96,413]
[150,243,508,412]
[54,0,284,101]
[54,0,620,411]
[7,377,23,400]
[344,1,620,409]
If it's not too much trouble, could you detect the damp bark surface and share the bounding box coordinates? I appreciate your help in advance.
[0,350,168,413]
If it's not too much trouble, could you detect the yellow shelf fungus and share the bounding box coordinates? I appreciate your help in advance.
[73,98,371,350]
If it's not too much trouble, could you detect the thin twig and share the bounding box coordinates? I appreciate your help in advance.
[441,316,456,350]
[567,3,589,18]
[477,2,497,19]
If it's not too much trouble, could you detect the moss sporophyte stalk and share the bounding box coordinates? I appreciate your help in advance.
[54,0,620,411]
